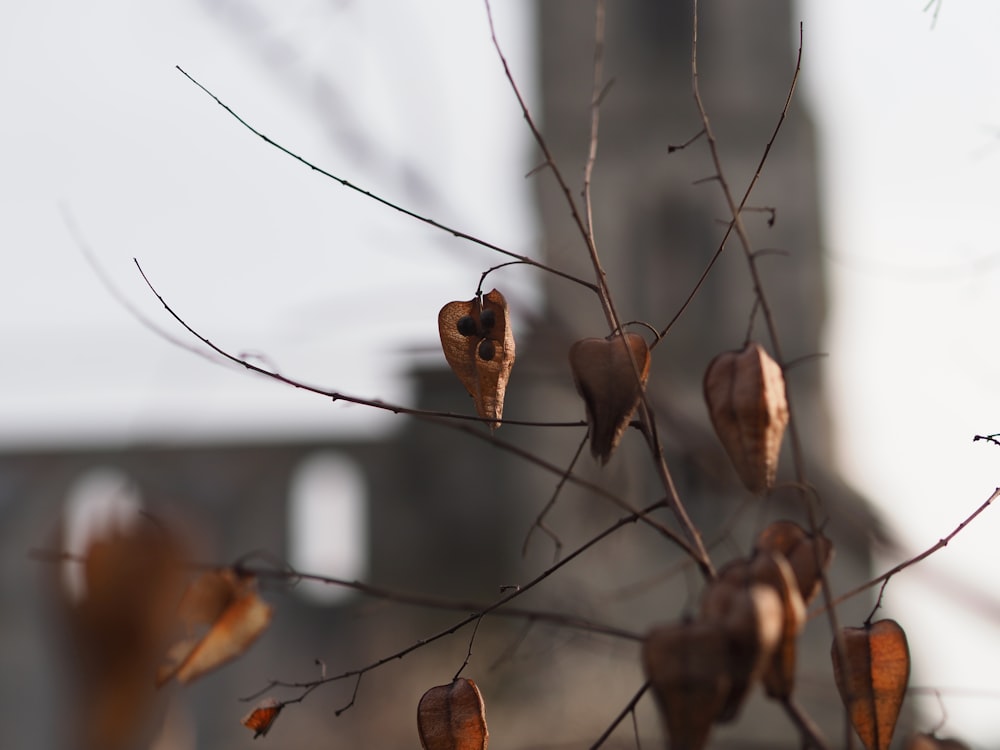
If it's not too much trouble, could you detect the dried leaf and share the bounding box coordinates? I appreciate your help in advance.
[438,289,515,429]
[157,570,273,686]
[754,520,834,605]
[174,586,272,684]
[700,566,784,722]
[242,697,283,739]
[417,678,489,750]
[703,342,788,493]
[642,620,731,750]
[569,332,650,463]
[832,619,911,750]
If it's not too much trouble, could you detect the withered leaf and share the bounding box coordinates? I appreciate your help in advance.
[242,697,283,739]
[417,678,489,750]
[703,342,788,493]
[158,569,273,686]
[438,289,515,430]
[569,332,650,463]
[832,618,910,750]
[642,620,731,750]
[754,520,834,605]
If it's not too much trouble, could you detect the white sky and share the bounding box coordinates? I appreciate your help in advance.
[3,0,1000,745]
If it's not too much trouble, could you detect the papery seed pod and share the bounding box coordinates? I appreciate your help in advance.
[642,620,731,750]
[832,619,910,750]
[417,678,488,750]
[438,289,515,430]
[754,520,834,605]
[746,552,807,699]
[569,332,650,463]
[699,568,784,722]
[703,342,788,493]
[241,697,283,738]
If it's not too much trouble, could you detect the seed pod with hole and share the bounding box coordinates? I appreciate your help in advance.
[569,332,650,463]
[642,619,731,750]
[754,520,834,605]
[703,342,788,493]
[832,619,910,750]
[417,678,488,750]
[438,289,515,430]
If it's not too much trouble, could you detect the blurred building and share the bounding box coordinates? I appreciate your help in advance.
[1,2,886,749]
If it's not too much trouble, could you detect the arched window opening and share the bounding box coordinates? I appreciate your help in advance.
[288,452,368,605]
[62,466,144,601]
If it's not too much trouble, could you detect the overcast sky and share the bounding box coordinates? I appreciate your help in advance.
[3,0,1000,745]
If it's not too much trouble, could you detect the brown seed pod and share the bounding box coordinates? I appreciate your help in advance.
[438,289,515,430]
[699,564,784,722]
[417,678,488,750]
[754,520,834,605]
[703,342,788,493]
[642,620,731,750]
[746,552,807,699]
[569,332,650,463]
[832,619,911,750]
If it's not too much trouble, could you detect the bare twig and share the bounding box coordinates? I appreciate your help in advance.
[811,486,1000,620]
[175,66,597,297]
[589,681,650,750]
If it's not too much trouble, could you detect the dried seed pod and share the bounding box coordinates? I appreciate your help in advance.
[642,620,731,750]
[745,552,807,699]
[569,332,650,463]
[703,342,788,493]
[699,565,784,722]
[754,520,834,605]
[417,678,488,750]
[438,289,515,430]
[832,619,911,750]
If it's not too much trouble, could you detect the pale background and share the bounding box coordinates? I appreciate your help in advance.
[2,0,999,745]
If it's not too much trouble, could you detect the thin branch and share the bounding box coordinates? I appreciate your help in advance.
[781,697,830,750]
[522,432,588,560]
[582,0,607,240]
[589,681,650,750]
[242,501,666,705]
[811,486,1000,620]
[175,66,597,297]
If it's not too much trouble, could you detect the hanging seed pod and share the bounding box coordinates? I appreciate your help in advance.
[703,342,788,493]
[438,289,515,430]
[699,564,784,722]
[745,552,807,700]
[417,678,488,750]
[754,520,834,605]
[569,332,650,464]
[832,619,911,750]
[642,620,731,750]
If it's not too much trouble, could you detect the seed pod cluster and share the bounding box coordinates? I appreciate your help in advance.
[569,332,650,463]
[643,521,832,749]
[703,342,788,493]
